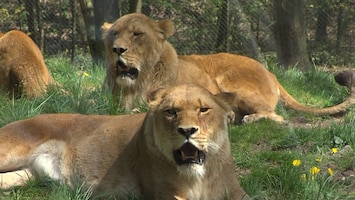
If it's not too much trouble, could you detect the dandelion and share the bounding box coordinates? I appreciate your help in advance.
[310,167,320,180]
[77,71,90,77]
[332,147,338,154]
[328,168,334,176]
[310,167,320,181]
[292,159,302,167]
[315,158,321,162]
[310,166,320,175]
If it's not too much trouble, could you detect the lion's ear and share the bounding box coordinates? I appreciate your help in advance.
[215,92,237,105]
[214,92,237,110]
[101,22,113,32]
[214,92,237,123]
[146,88,166,109]
[157,19,175,39]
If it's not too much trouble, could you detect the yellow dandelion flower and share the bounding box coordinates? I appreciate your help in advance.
[83,72,90,77]
[292,159,302,167]
[332,147,338,154]
[310,166,320,175]
[328,168,334,176]
[315,158,321,162]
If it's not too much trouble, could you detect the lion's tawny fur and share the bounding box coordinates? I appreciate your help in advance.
[102,13,355,123]
[0,30,57,98]
[0,84,248,199]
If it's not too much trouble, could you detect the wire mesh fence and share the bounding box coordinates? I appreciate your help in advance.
[1,0,355,66]
[1,0,83,56]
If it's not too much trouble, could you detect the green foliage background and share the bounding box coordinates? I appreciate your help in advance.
[1,0,355,66]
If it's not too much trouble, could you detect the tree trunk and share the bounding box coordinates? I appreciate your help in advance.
[129,0,142,13]
[24,0,37,43]
[70,0,77,62]
[232,0,260,60]
[336,3,345,54]
[315,1,329,48]
[35,0,44,52]
[78,0,96,64]
[274,0,312,70]
[79,0,119,66]
[93,0,119,64]
[215,0,229,52]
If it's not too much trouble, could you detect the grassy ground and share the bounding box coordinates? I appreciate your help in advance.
[1,54,355,199]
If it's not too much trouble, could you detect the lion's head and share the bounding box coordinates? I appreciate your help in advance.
[146,84,236,178]
[102,13,176,90]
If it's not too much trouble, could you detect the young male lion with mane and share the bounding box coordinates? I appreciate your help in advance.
[0,30,57,98]
[102,13,355,124]
[0,84,249,199]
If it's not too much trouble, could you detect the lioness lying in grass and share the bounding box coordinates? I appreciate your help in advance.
[0,84,249,199]
[102,13,355,123]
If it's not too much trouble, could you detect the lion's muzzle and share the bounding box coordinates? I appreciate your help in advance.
[173,142,206,165]
[112,46,127,54]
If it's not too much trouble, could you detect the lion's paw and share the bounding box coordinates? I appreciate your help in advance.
[242,115,254,123]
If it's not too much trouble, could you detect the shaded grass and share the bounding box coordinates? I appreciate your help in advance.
[1,54,355,199]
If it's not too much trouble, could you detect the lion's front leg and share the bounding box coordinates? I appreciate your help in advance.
[0,169,33,189]
[242,112,284,123]
[122,92,135,112]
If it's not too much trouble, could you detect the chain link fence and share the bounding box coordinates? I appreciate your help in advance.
[1,0,355,66]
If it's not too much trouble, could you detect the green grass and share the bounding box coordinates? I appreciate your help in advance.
[1,54,355,199]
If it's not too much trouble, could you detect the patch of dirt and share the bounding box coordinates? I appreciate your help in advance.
[284,115,345,129]
[250,139,272,153]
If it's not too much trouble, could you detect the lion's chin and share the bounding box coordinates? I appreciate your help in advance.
[177,163,206,179]
[173,142,206,166]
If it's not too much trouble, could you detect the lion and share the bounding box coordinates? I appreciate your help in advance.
[0,30,57,98]
[102,13,355,123]
[0,84,249,200]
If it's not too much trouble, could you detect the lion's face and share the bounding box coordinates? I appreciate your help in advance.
[102,13,174,86]
[147,84,236,178]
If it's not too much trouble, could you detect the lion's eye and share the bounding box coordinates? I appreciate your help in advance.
[200,107,210,113]
[133,32,143,37]
[111,31,118,36]
[165,109,177,116]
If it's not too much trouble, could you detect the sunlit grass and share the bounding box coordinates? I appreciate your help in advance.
[1,53,355,199]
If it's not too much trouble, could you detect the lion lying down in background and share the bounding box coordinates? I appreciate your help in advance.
[0,84,249,200]
[102,13,355,123]
[0,30,57,98]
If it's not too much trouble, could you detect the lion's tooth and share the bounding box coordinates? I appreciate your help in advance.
[194,151,198,158]
[181,151,186,160]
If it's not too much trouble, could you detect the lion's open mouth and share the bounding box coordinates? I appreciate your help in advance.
[173,142,206,165]
[116,60,139,80]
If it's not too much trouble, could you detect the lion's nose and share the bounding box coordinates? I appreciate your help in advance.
[177,127,198,138]
[112,46,127,54]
